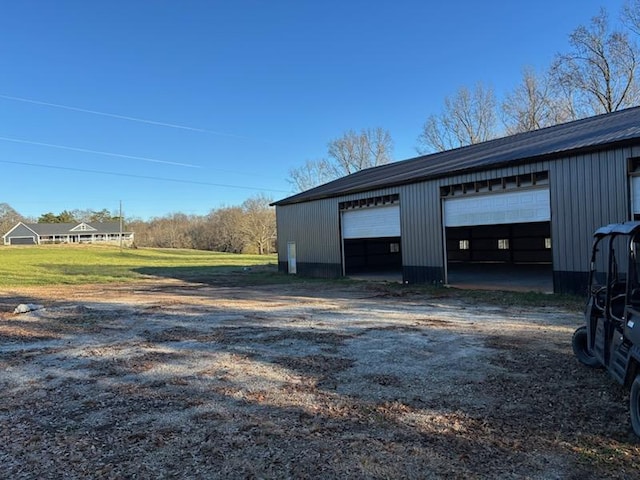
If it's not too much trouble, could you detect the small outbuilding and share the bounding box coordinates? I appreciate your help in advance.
[2,221,134,246]
[273,107,640,294]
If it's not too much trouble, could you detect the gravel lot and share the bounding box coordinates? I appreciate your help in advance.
[1,279,640,479]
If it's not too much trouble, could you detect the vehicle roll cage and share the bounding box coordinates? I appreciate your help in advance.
[574,221,640,437]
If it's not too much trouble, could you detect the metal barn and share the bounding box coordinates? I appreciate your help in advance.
[273,107,640,294]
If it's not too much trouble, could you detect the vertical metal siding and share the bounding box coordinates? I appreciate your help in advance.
[399,181,443,267]
[277,145,638,285]
[276,199,342,265]
[549,147,630,273]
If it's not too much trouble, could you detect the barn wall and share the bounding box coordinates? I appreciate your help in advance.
[393,181,444,283]
[276,143,640,293]
[549,145,640,293]
[275,198,343,277]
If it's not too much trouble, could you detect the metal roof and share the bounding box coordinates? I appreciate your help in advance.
[274,106,640,206]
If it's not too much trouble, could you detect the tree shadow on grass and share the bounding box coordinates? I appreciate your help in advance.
[134,264,339,288]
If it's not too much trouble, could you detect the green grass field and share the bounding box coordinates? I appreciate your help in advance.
[0,244,583,310]
[0,245,279,287]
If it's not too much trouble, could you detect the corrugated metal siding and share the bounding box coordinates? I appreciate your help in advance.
[397,181,442,267]
[336,184,444,268]
[549,147,632,273]
[277,185,441,273]
[276,198,342,266]
[277,145,640,290]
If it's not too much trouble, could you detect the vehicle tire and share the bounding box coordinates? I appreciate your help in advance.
[630,375,640,437]
[572,326,601,368]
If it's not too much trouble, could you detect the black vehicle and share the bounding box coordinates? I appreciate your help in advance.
[573,222,640,436]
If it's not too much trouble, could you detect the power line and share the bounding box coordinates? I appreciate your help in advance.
[0,136,200,168]
[0,93,253,140]
[0,134,285,180]
[0,160,290,193]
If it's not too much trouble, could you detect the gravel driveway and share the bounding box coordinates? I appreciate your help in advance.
[1,279,639,479]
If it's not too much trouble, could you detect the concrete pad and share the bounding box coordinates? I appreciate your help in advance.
[446,263,554,293]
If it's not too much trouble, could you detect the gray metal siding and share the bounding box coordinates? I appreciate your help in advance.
[276,199,342,266]
[336,185,444,268]
[398,181,443,268]
[277,184,445,275]
[276,144,640,292]
[549,146,635,274]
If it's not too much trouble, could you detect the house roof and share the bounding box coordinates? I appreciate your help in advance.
[12,222,130,236]
[274,106,640,206]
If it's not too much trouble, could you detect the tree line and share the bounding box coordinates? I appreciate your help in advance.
[289,2,640,191]
[0,194,276,255]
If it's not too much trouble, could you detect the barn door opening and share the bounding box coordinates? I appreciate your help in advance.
[340,198,402,278]
[442,180,553,292]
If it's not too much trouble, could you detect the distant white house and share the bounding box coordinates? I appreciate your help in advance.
[2,222,134,246]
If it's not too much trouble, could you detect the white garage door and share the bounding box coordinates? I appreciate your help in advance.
[342,205,401,239]
[444,188,550,227]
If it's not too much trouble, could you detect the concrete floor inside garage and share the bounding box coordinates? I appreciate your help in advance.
[446,263,554,293]
[347,263,554,293]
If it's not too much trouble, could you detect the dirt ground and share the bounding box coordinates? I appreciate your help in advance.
[1,278,640,479]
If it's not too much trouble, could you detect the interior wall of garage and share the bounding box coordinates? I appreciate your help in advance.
[446,222,551,263]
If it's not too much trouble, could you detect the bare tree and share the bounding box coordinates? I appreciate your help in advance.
[287,159,334,192]
[70,208,120,223]
[133,213,195,249]
[193,207,247,253]
[551,8,640,115]
[623,0,640,35]
[417,83,498,153]
[288,128,394,192]
[241,194,276,255]
[502,67,577,134]
[0,203,24,235]
[326,128,394,176]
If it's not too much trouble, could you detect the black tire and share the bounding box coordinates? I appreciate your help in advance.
[630,375,640,437]
[572,326,601,368]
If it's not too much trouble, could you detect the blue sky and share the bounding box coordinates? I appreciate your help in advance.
[0,0,629,220]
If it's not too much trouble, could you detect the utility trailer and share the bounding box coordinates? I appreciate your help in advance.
[572,222,640,436]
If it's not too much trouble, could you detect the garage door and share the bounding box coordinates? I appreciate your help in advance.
[10,237,36,245]
[342,205,400,239]
[444,188,550,227]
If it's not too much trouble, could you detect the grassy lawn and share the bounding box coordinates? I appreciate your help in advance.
[0,244,584,310]
[0,245,279,287]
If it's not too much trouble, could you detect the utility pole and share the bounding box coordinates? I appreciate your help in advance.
[119,200,123,253]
